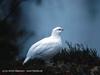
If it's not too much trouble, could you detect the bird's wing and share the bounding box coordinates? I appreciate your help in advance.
[26,38,46,57]
[26,37,60,58]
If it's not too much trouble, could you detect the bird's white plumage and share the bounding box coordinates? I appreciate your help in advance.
[23,27,63,64]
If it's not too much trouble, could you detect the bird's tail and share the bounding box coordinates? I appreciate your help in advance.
[23,57,30,65]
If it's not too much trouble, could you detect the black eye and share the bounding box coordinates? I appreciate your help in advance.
[58,29,62,30]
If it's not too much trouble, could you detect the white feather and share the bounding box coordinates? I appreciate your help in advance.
[23,27,63,64]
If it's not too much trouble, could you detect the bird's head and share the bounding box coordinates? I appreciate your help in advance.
[51,27,63,36]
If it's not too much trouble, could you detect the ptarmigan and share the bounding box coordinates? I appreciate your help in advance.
[23,27,63,64]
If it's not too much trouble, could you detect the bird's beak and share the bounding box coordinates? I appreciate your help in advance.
[62,28,64,31]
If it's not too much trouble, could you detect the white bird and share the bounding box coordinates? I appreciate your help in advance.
[23,27,63,64]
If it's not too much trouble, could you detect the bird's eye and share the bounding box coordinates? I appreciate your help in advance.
[58,29,62,30]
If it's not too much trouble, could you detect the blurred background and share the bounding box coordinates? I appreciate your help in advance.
[0,0,100,63]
